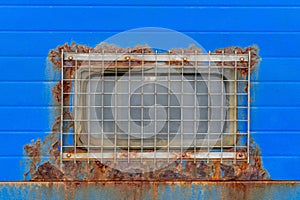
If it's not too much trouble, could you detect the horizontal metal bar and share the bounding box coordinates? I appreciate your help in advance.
[64,53,249,62]
[63,65,249,69]
[62,132,249,135]
[63,78,249,81]
[64,92,249,95]
[62,152,246,160]
[63,119,248,122]
[62,146,248,149]
[63,106,248,109]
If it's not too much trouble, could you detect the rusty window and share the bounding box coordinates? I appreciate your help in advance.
[60,50,251,166]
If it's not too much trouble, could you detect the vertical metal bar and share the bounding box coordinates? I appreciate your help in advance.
[128,50,131,163]
[87,50,91,164]
[141,48,144,164]
[74,49,78,163]
[154,50,157,165]
[234,50,237,164]
[101,49,104,163]
[114,50,118,163]
[247,50,251,163]
[60,49,64,168]
[207,51,211,163]
[221,50,224,164]
[167,51,171,163]
[180,50,184,163]
[194,50,197,163]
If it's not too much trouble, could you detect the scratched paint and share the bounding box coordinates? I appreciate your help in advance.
[23,43,268,182]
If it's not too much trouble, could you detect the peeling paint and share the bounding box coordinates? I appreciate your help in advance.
[24,43,268,184]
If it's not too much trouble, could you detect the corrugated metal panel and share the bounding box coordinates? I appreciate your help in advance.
[2,0,300,6]
[0,8,299,31]
[0,0,299,190]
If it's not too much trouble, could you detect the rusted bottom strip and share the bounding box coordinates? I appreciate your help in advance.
[0,181,299,200]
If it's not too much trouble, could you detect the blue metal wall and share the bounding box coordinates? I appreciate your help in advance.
[0,0,299,181]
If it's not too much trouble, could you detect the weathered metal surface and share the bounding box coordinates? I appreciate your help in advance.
[214,46,259,76]
[23,43,266,182]
[62,152,245,160]
[0,181,299,200]
[63,52,249,62]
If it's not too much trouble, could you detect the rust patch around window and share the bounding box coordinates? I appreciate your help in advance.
[23,42,268,182]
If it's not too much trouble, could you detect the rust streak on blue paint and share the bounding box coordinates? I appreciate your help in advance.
[24,43,267,182]
[0,181,299,200]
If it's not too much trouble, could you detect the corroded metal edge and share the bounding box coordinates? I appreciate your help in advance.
[0,180,298,184]
[0,181,299,200]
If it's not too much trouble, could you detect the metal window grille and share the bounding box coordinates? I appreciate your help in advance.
[60,50,251,166]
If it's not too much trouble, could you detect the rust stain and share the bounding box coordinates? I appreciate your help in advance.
[24,43,267,190]
[244,86,248,93]
[1,181,300,200]
[24,138,41,179]
[32,162,64,180]
[212,161,221,180]
[214,46,260,76]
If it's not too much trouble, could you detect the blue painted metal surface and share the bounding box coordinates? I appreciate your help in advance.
[0,0,299,184]
[0,181,299,200]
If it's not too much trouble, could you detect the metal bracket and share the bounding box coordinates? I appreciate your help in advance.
[64,53,249,62]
